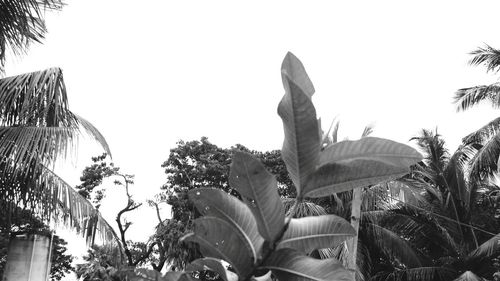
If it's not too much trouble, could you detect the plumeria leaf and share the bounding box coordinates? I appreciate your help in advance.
[182,217,254,278]
[278,53,320,197]
[188,188,264,259]
[229,151,284,243]
[304,137,422,197]
[277,215,355,254]
[261,248,351,281]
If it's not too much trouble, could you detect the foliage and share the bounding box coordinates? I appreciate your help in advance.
[454,44,500,183]
[0,68,116,244]
[0,0,64,71]
[364,129,500,280]
[0,207,74,281]
[75,245,123,281]
[123,52,421,281]
[75,154,157,268]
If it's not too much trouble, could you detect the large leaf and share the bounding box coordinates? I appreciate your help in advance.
[281,52,315,98]
[278,53,320,196]
[187,258,238,281]
[229,151,284,243]
[182,217,254,278]
[304,137,422,197]
[261,248,351,281]
[468,233,500,259]
[277,215,355,254]
[188,188,263,260]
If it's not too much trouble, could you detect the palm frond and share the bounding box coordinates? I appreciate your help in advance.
[411,129,449,173]
[454,83,500,111]
[463,117,500,145]
[0,0,63,70]
[468,233,500,260]
[282,197,327,217]
[0,126,77,173]
[401,267,456,281]
[356,239,371,281]
[444,147,471,210]
[366,223,421,268]
[453,270,484,281]
[469,44,500,73]
[0,68,74,126]
[468,131,500,182]
[0,161,119,245]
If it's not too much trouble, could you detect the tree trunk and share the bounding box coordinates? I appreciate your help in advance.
[2,233,52,281]
[347,187,362,280]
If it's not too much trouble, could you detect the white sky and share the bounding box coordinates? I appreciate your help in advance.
[5,0,500,254]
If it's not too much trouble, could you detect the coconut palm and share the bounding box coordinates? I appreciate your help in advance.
[454,44,500,183]
[0,0,63,72]
[365,129,500,281]
[0,68,117,244]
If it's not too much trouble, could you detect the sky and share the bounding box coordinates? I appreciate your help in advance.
[5,0,500,257]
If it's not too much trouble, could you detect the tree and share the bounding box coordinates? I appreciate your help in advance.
[0,207,74,281]
[123,52,421,281]
[158,137,293,273]
[0,68,117,245]
[0,0,63,72]
[454,44,500,182]
[75,154,159,268]
[365,129,500,280]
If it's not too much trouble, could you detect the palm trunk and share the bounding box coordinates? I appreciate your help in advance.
[347,187,362,280]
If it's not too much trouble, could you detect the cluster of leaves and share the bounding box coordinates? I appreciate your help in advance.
[121,52,421,281]
[0,206,74,281]
[0,0,63,71]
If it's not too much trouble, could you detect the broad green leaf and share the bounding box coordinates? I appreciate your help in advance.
[278,52,320,196]
[277,215,355,254]
[281,52,315,98]
[468,233,500,259]
[229,151,285,243]
[261,248,351,281]
[304,137,422,197]
[187,258,238,281]
[182,217,254,278]
[188,188,264,259]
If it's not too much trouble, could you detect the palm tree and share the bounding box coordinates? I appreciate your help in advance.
[454,44,500,183]
[0,0,63,72]
[0,68,117,244]
[365,129,500,281]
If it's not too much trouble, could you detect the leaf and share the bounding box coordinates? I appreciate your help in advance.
[182,217,254,278]
[278,53,320,196]
[281,52,315,98]
[468,233,500,259]
[261,248,352,281]
[188,188,264,260]
[229,151,285,243]
[304,137,422,197]
[277,215,355,254]
[187,258,238,281]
